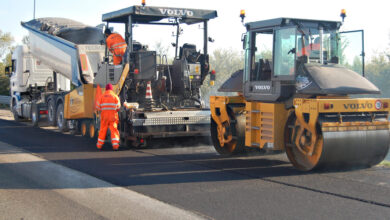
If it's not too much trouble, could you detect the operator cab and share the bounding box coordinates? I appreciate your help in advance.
[243,18,373,102]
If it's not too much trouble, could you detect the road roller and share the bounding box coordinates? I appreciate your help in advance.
[210,15,390,171]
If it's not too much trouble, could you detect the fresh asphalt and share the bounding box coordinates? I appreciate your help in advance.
[0,118,389,220]
[0,142,207,220]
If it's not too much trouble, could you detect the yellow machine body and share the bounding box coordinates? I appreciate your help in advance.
[211,96,390,150]
[244,101,289,150]
[64,64,129,120]
[210,95,390,170]
[64,84,95,119]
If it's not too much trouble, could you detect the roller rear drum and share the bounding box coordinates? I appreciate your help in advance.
[285,115,390,171]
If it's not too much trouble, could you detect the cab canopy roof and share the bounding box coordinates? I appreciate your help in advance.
[246,17,341,32]
[102,5,218,24]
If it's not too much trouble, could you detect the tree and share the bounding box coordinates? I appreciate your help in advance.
[0,29,14,95]
[365,53,390,98]
[153,41,170,57]
[0,30,13,59]
[351,55,363,74]
[338,37,350,66]
[201,48,244,104]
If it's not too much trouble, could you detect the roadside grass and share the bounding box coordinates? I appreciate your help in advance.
[379,160,390,167]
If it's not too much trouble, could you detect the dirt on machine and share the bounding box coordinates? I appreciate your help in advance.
[210,15,390,171]
[6,5,218,147]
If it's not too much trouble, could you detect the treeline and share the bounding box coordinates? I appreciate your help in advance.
[0,30,13,96]
[365,54,390,97]
[201,48,244,104]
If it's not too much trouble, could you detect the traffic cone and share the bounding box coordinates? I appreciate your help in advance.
[144,81,154,111]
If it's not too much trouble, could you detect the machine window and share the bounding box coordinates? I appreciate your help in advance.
[249,32,273,81]
[296,27,339,65]
[274,28,295,76]
[12,59,17,75]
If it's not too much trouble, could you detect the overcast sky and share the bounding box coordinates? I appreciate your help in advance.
[1,0,389,59]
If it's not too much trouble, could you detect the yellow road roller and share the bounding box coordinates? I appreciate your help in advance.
[210,17,390,171]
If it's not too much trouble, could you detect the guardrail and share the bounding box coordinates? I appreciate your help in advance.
[0,95,10,105]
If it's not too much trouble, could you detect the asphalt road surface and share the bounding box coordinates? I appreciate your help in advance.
[0,114,390,219]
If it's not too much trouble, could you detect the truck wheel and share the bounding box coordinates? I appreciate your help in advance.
[47,99,57,126]
[88,113,99,140]
[31,102,40,127]
[56,103,69,132]
[89,120,97,139]
[80,121,89,137]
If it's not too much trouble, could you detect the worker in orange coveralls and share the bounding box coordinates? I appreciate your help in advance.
[297,37,321,57]
[96,83,121,150]
[104,29,127,65]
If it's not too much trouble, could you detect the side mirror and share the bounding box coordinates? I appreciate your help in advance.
[241,34,247,50]
[208,37,215,43]
[4,66,11,77]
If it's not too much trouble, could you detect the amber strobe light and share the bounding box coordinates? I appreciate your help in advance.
[340,9,346,22]
[142,0,146,7]
[240,10,246,23]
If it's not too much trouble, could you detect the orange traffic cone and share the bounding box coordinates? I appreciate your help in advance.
[145,81,153,99]
[144,81,154,111]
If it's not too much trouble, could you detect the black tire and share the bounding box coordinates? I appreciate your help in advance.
[88,114,100,140]
[80,120,89,137]
[70,120,81,135]
[47,98,57,126]
[89,120,98,140]
[56,102,69,132]
[31,102,39,127]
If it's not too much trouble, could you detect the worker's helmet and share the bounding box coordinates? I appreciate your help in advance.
[104,28,112,35]
[105,83,113,90]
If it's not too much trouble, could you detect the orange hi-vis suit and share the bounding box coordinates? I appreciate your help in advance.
[297,43,320,57]
[106,33,127,65]
[96,88,121,150]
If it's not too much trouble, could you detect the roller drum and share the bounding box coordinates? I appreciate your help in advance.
[285,115,390,171]
[318,129,390,168]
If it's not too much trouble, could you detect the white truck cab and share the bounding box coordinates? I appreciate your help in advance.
[10,45,70,120]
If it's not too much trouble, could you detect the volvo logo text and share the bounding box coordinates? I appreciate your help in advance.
[254,85,271,90]
[343,103,373,109]
[159,8,194,17]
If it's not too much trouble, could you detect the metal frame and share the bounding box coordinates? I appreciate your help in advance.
[102,5,217,61]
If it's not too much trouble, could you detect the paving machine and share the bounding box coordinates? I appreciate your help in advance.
[210,15,390,171]
[14,4,217,147]
[99,5,217,146]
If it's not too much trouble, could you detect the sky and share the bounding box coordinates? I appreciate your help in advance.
[1,0,389,60]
